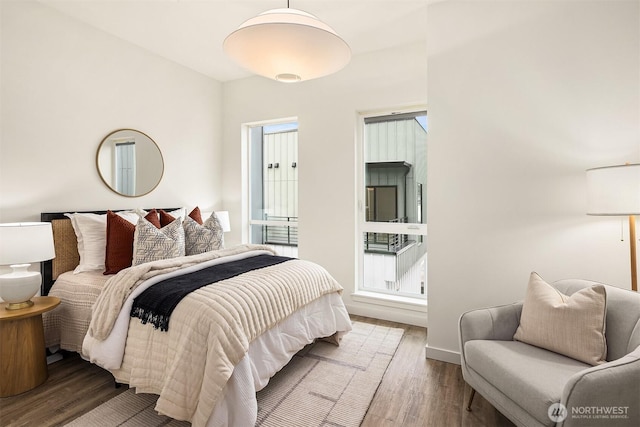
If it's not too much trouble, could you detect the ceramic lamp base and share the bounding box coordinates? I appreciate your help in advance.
[0,264,41,310]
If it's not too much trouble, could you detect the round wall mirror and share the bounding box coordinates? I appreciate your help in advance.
[96,129,164,197]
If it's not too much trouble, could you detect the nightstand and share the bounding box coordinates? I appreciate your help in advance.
[0,296,60,397]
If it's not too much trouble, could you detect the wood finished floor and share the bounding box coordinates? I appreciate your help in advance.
[0,315,514,427]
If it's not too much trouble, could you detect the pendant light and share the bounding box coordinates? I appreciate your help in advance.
[223,1,351,82]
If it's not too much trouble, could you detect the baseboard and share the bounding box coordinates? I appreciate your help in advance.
[425,344,461,365]
[345,303,427,328]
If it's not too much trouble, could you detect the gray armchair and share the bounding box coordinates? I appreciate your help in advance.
[459,279,640,427]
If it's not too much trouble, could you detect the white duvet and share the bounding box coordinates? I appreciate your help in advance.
[208,293,350,426]
[81,246,352,426]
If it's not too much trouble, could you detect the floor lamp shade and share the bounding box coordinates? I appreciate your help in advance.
[0,222,56,309]
[586,163,640,291]
[223,8,351,82]
[586,164,640,215]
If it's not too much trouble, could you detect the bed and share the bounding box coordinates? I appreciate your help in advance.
[40,209,352,427]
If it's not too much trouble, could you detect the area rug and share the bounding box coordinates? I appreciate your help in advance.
[64,321,404,427]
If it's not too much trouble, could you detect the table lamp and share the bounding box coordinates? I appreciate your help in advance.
[586,163,640,291]
[215,211,231,233]
[0,222,56,309]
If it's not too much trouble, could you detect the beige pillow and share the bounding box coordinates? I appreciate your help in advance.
[513,272,607,365]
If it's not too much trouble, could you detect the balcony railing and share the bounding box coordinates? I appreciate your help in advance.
[261,216,411,251]
[263,215,298,246]
[364,217,409,253]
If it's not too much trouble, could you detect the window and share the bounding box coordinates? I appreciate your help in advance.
[358,111,427,300]
[115,141,135,196]
[247,120,299,257]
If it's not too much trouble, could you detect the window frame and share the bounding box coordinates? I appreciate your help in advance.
[242,117,299,248]
[356,107,428,303]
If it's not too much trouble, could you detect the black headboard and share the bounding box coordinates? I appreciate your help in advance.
[40,208,180,295]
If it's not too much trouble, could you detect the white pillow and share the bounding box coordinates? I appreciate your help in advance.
[65,213,103,273]
[166,207,186,222]
[65,211,141,274]
[132,217,185,266]
[117,211,141,224]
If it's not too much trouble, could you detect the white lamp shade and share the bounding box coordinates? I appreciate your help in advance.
[215,211,231,233]
[586,163,640,215]
[0,222,56,265]
[223,8,351,82]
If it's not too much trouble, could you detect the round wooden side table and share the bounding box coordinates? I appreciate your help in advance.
[0,296,60,397]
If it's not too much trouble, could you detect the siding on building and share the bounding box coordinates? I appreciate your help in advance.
[263,130,298,220]
[365,118,427,224]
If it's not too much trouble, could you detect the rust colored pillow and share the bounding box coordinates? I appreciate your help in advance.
[159,207,203,227]
[104,209,161,275]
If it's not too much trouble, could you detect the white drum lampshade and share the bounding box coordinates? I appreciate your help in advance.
[223,7,351,82]
[0,222,56,309]
[586,164,640,215]
[586,163,640,291]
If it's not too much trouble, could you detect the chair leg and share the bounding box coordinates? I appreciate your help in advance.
[466,388,476,411]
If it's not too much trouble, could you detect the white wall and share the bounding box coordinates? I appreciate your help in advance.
[222,41,428,326]
[0,1,223,222]
[2,0,637,364]
[426,0,640,363]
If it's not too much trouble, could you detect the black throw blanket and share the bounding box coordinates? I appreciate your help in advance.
[131,254,293,331]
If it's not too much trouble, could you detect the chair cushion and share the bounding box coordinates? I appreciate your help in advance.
[514,272,607,365]
[465,340,588,425]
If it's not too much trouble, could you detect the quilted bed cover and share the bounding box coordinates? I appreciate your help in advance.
[75,244,351,426]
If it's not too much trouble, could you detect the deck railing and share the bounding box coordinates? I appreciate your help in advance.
[364,217,409,253]
[261,216,411,251]
[263,215,298,246]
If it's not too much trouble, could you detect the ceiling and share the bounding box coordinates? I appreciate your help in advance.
[39,0,429,82]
